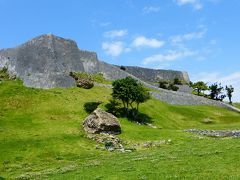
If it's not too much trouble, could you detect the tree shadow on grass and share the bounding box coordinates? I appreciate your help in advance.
[84,101,103,114]
[105,101,153,124]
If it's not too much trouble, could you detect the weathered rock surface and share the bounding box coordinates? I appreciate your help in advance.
[122,66,190,83]
[185,129,240,138]
[0,34,85,88]
[83,108,121,134]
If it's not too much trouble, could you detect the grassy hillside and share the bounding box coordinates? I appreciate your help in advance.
[234,103,240,109]
[0,80,240,179]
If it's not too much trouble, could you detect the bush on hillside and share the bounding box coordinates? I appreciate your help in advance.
[69,72,94,89]
[225,85,234,104]
[173,78,182,85]
[120,66,126,71]
[111,77,150,121]
[158,80,179,91]
[159,80,168,89]
[191,81,209,95]
[209,83,226,101]
[0,67,15,81]
[168,83,179,91]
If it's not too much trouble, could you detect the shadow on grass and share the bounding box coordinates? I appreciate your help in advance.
[84,101,103,114]
[105,102,153,124]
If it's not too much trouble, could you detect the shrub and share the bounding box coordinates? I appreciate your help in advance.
[69,72,94,89]
[120,66,126,71]
[168,84,179,91]
[209,83,225,101]
[225,85,234,104]
[0,67,10,80]
[192,81,208,95]
[0,67,16,81]
[159,80,179,91]
[173,78,182,85]
[159,81,168,89]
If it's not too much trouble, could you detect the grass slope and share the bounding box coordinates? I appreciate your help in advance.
[234,103,240,109]
[0,80,240,179]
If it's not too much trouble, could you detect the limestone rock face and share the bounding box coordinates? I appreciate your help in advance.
[83,108,121,134]
[0,34,85,88]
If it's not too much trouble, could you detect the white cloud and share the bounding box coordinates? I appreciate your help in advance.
[132,36,165,48]
[209,39,217,45]
[142,49,196,64]
[103,30,128,38]
[192,72,240,102]
[170,28,207,43]
[102,41,130,57]
[175,0,203,10]
[99,22,111,27]
[142,6,160,14]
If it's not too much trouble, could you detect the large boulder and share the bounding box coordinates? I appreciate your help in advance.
[83,108,121,134]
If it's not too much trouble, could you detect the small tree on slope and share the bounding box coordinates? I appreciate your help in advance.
[226,85,234,104]
[209,83,226,101]
[112,77,150,119]
[192,81,209,96]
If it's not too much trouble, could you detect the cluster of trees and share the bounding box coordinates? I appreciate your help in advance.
[107,77,150,121]
[158,78,182,91]
[190,81,234,104]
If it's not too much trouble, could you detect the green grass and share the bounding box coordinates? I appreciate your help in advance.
[70,72,112,84]
[0,80,240,179]
[234,103,240,109]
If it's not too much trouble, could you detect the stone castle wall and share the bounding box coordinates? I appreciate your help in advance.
[123,66,190,83]
[1,34,239,112]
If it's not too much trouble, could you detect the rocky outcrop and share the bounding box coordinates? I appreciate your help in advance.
[83,108,121,134]
[0,34,84,88]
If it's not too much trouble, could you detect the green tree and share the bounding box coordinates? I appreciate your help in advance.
[168,83,179,91]
[192,81,208,95]
[173,78,182,85]
[209,83,225,101]
[112,77,150,118]
[225,85,234,104]
[159,80,168,89]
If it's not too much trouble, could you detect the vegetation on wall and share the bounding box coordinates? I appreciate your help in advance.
[0,67,16,81]
[158,80,179,91]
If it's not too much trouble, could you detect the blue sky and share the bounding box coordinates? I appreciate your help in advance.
[0,0,239,101]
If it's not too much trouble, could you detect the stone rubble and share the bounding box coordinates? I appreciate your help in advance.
[86,133,171,152]
[185,129,240,138]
